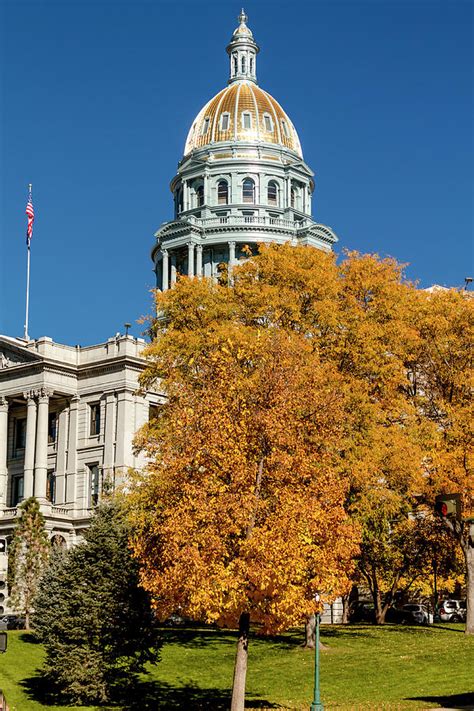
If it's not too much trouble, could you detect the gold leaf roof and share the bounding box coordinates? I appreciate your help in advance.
[184,81,302,158]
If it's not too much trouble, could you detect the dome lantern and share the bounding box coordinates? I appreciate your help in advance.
[226,9,259,84]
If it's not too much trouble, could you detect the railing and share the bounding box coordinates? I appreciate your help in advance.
[51,506,71,517]
[1,508,18,519]
[187,214,311,230]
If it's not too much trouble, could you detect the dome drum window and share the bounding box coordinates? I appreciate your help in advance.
[242,178,255,204]
[217,180,229,205]
[267,181,278,206]
[196,185,204,207]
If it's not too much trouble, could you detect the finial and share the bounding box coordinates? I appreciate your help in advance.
[239,8,248,25]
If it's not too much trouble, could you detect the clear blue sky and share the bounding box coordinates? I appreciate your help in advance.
[1,0,472,345]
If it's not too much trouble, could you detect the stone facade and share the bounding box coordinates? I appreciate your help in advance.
[0,333,162,612]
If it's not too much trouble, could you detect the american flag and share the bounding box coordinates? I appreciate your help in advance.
[26,188,34,245]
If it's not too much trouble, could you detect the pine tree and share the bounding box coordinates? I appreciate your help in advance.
[34,500,160,705]
[7,497,50,630]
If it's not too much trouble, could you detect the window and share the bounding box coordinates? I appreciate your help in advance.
[89,403,100,436]
[241,55,246,73]
[11,476,23,506]
[217,180,229,204]
[201,117,210,135]
[242,112,252,130]
[242,178,255,203]
[291,187,296,208]
[220,113,230,131]
[15,418,26,450]
[267,181,278,206]
[263,114,273,132]
[196,185,204,207]
[149,404,160,422]
[250,57,254,74]
[281,119,290,138]
[89,464,100,507]
[46,470,56,503]
[233,53,238,74]
[48,412,57,444]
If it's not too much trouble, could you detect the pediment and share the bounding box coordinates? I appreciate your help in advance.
[0,337,42,370]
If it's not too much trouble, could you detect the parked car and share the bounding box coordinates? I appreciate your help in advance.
[401,603,430,625]
[0,614,26,630]
[349,602,376,623]
[439,599,466,622]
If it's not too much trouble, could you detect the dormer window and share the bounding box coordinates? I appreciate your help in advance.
[263,114,273,132]
[220,113,230,131]
[242,112,252,130]
[201,117,210,136]
[281,119,290,138]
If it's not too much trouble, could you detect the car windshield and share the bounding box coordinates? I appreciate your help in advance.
[443,601,457,608]
[404,605,420,611]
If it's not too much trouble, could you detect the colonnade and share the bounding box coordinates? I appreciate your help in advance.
[159,240,236,291]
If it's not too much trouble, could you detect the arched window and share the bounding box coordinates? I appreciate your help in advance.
[217,180,228,205]
[267,181,278,206]
[196,185,204,207]
[290,187,296,208]
[241,55,246,73]
[242,178,255,204]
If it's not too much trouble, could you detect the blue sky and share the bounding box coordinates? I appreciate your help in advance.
[1,0,472,345]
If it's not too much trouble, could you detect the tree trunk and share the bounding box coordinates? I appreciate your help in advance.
[231,612,250,711]
[463,525,474,635]
[304,614,316,648]
[341,595,350,624]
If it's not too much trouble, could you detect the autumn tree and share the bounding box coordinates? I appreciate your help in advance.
[406,288,474,633]
[129,254,359,709]
[7,497,50,629]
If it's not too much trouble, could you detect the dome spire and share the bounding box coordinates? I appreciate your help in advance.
[226,9,259,84]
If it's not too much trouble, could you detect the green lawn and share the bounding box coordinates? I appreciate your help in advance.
[0,624,473,710]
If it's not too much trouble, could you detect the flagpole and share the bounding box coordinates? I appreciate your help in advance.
[24,183,32,341]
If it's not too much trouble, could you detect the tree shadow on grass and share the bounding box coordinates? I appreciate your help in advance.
[21,674,282,710]
[406,692,474,709]
[158,627,237,648]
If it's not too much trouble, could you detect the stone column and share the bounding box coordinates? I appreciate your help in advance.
[187,242,195,277]
[54,405,68,504]
[196,244,203,277]
[161,249,169,291]
[23,391,37,500]
[183,180,189,211]
[0,397,8,507]
[170,252,177,286]
[115,390,135,483]
[34,389,51,500]
[228,241,236,269]
[66,396,80,503]
[103,392,116,482]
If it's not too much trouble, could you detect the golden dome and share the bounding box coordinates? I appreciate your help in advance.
[184,81,303,158]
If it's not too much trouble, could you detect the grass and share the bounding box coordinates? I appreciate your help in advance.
[0,624,473,710]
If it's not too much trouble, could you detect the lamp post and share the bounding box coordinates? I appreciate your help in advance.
[310,593,324,711]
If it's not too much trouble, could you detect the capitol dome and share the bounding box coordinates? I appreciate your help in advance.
[183,9,302,158]
[184,83,302,158]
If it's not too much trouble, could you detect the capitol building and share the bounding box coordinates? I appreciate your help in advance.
[0,12,338,614]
